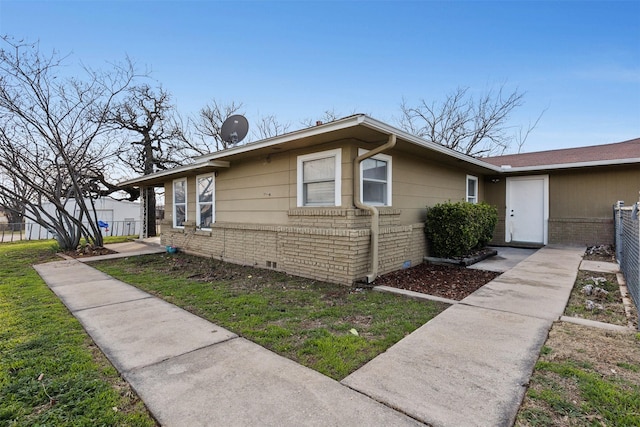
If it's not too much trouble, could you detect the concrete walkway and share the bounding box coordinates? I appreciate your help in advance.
[34,242,585,427]
[343,246,584,427]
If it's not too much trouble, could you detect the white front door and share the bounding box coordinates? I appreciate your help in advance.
[505,176,548,244]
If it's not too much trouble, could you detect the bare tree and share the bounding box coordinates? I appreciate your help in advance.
[253,114,290,139]
[0,37,136,249]
[0,172,32,229]
[513,106,547,154]
[190,99,296,149]
[398,85,541,157]
[300,108,351,128]
[191,99,245,152]
[107,84,190,236]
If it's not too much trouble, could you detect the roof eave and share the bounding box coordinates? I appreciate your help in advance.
[498,157,640,173]
[358,116,502,173]
[120,114,511,187]
[196,115,367,162]
[196,114,501,172]
[118,160,230,187]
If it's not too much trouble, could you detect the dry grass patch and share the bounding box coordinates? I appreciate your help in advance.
[517,323,640,426]
[518,245,640,426]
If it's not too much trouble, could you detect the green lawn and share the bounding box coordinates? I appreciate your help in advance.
[91,252,449,380]
[0,240,156,426]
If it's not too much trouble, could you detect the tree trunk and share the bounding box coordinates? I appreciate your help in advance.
[5,210,23,231]
[144,187,157,237]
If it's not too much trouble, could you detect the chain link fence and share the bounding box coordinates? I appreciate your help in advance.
[0,220,152,242]
[614,199,640,329]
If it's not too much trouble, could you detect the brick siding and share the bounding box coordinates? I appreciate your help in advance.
[548,217,614,246]
[489,217,613,247]
[161,208,427,286]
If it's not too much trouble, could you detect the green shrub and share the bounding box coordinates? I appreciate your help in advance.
[425,201,498,258]
[475,202,498,247]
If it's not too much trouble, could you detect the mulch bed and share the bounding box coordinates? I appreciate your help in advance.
[379,245,614,302]
[375,262,501,301]
[63,246,118,258]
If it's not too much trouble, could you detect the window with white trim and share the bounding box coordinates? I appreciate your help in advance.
[359,149,392,206]
[297,148,342,207]
[196,174,214,229]
[173,178,187,227]
[466,175,478,204]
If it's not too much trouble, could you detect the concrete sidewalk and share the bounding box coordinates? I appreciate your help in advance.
[343,246,584,427]
[34,243,584,426]
[34,245,422,426]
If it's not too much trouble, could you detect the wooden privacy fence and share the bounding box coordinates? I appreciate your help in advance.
[614,197,640,329]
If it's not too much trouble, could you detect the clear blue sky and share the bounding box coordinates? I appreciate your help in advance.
[1,0,638,153]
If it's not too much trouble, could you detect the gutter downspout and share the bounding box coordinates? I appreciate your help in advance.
[354,134,397,283]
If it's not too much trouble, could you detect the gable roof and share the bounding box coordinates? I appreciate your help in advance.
[195,114,494,169]
[119,114,499,187]
[118,113,640,188]
[482,138,640,171]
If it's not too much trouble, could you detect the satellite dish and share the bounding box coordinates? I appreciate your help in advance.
[221,114,249,145]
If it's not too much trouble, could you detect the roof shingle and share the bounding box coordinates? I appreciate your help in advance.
[482,138,640,168]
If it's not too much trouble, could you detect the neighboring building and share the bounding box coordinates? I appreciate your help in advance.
[25,198,142,240]
[0,206,8,226]
[120,115,640,285]
[482,138,640,247]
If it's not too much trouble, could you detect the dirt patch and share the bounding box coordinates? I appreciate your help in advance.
[583,244,616,262]
[545,323,640,385]
[565,270,629,326]
[374,262,501,301]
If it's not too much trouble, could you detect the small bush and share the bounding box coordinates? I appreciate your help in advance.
[475,202,498,247]
[425,201,498,258]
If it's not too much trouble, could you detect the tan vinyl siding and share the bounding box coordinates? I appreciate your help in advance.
[549,166,640,219]
[216,153,291,224]
[165,142,484,228]
[389,150,476,224]
[484,177,507,244]
[547,166,639,246]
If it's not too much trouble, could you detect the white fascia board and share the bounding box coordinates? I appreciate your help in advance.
[499,157,640,173]
[118,160,230,187]
[358,116,503,173]
[198,114,501,172]
[196,115,367,162]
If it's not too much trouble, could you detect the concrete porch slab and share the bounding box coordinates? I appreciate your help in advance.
[468,246,538,272]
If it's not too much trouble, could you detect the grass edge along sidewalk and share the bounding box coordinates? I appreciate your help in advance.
[0,240,157,426]
[91,252,450,381]
[516,257,640,427]
[516,322,640,427]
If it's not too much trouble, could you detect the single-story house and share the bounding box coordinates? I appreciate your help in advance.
[120,114,640,285]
